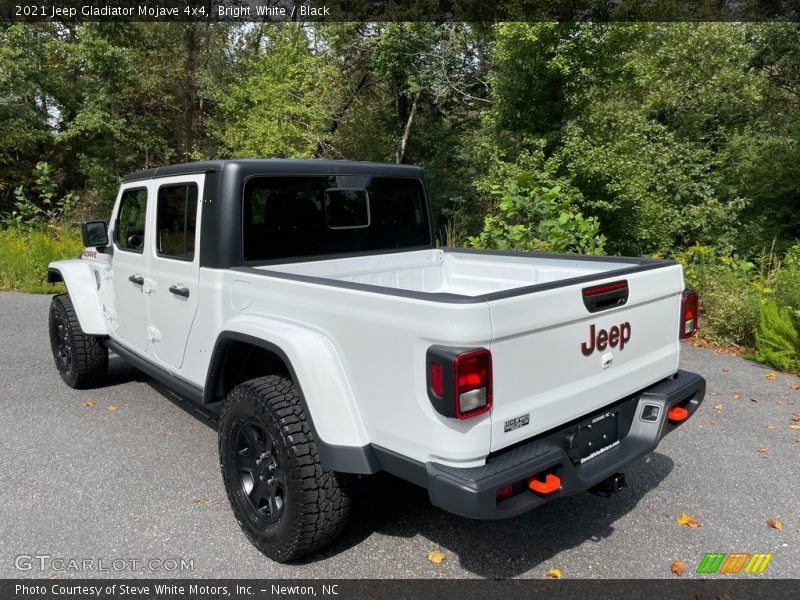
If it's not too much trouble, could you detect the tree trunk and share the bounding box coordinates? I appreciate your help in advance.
[315,71,369,157]
[395,90,421,164]
[183,24,198,162]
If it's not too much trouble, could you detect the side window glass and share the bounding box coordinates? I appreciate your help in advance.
[156,183,198,260]
[115,188,148,253]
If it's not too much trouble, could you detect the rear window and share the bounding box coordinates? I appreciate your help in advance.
[242,176,430,261]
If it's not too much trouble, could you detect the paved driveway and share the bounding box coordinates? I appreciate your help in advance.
[1,291,798,578]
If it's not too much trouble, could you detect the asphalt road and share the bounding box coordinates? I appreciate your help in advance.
[1,291,798,579]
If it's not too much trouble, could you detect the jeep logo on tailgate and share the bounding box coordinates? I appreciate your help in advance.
[581,322,631,356]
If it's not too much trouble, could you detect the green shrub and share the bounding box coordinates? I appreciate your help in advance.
[0,227,82,293]
[749,301,800,372]
[773,242,800,316]
[468,174,606,255]
[675,244,760,347]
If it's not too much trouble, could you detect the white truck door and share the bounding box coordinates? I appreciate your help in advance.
[109,184,152,352]
[146,174,203,369]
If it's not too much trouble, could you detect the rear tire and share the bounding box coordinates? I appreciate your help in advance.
[48,293,108,389]
[219,375,351,562]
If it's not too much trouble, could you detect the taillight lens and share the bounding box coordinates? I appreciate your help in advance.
[426,346,493,419]
[453,349,492,419]
[681,289,699,339]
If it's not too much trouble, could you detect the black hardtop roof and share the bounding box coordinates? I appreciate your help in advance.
[122,159,424,182]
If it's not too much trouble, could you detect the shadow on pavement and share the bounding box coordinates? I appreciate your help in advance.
[315,452,674,578]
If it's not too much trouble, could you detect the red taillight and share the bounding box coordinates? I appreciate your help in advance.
[430,363,444,397]
[453,349,492,419]
[427,346,492,420]
[681,290,699,339]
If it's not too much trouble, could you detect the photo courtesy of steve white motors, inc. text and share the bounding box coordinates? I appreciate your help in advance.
[14,583,341,597]
[13,2,332,18]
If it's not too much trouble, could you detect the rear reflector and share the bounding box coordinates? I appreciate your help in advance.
[497,484,514,501]
[680,290,699,339]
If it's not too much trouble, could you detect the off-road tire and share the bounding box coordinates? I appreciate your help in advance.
[48,293,108,388]
[219,375,351,562]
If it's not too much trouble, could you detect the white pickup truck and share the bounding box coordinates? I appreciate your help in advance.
[47,159,705,561]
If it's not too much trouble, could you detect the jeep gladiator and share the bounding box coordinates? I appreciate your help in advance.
[46,159,706,561]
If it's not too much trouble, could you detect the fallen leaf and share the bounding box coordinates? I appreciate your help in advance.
[671,560,686,576]
[750,398,759,403]
[676,513,701,528]
[708,419,717,425]
[790,383,800,390]
[795,438,800,447]
[777,400,785,405]
[427,550,446,564]
[82,400,95,408]
[192,497,212,505]
[765,372,777,380]
[795,528,800,535]
[791,411,800,422]
[718,594,734,600]
[733,393,742,400]
[164,431,178,436]
[768,423,778,429]
[757,446,768,455]
[545,568,562,579]
[722,368,729,373]
[106,404,119,412]
[789,423,800,430]
[713,404,723,413]
[767,518,783,530]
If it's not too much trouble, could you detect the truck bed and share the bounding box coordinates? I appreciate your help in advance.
[238,247,684,459]
[260,248,657,299]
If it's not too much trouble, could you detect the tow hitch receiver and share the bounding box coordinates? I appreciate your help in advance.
[528,473,561,495]
[589,472,626,497]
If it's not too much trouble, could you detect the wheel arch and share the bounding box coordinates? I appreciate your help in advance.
[206,326,379,475]
[47,260,108,335]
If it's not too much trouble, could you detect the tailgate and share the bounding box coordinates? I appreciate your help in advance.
[488,263,684,452]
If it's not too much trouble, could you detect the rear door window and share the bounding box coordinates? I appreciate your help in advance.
[242,176,430,261]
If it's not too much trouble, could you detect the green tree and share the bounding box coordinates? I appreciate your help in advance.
[216,25,340,158]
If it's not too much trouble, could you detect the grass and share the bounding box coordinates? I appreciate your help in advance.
[0,226,82,293]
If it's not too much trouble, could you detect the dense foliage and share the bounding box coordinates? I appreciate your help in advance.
[2,22,800,370]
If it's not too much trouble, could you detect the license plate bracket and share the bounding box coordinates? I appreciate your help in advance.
[577,409,620,464]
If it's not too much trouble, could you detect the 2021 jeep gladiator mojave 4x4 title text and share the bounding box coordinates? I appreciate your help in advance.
[47,160,705,561]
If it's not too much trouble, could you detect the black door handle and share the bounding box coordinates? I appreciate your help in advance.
[169,285,190,298]
[128,274,144,285]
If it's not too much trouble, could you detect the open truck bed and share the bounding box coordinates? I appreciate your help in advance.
[258,247,670,299]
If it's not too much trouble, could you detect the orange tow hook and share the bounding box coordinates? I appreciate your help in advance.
[528,473,561,495]
[667,406,689,423]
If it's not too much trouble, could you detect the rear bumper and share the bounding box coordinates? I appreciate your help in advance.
[426,369,705,519]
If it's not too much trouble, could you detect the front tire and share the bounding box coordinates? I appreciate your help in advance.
[48,293,108,388]
[219,375,351,562]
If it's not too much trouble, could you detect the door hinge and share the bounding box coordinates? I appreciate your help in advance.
[146,325,161,343]
[142,278,157,294]
[102,304,117,323]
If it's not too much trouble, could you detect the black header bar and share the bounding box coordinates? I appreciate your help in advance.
[2,0,799,23]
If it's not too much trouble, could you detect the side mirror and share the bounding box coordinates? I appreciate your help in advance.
[81,220,109,248]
